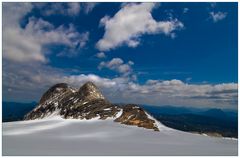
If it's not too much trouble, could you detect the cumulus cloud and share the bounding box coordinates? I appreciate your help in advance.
[3,61,238,109]
[3,61,124,102]
[125,80,237,108]
[209,11,227,23]
[2,2,237,110]
[96,52,106,58]
[2,3,45,62]
[96,2,184,51]
[98,58,134,76]
[25,17,89,49]
[2,3,89,62]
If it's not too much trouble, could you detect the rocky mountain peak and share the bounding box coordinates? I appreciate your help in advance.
[78,81,105,101]
[39,83,72,105]
[24,81,161,131]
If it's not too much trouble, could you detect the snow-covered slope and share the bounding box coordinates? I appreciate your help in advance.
[3,117,237,156]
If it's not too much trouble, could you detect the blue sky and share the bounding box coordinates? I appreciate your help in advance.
[2,2,238,109]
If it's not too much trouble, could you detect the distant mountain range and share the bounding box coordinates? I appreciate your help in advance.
[140,105,237,118]
[141,105,237,138]
[3,102,36,122]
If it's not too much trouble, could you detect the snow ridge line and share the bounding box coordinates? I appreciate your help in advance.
[145,112,172,131]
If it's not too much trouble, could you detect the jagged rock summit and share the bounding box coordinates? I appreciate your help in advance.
[77,81,105,100]
[24,82,160,131]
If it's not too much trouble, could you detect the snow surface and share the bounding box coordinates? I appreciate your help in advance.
[3,117,238,156]
[115,109,123,118]
[145,112,172,131]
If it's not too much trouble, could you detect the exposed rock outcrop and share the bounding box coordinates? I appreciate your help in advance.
[115,104,159,131]
[24,82,160,131]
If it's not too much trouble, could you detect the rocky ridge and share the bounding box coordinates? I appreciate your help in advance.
[24,82,161,131]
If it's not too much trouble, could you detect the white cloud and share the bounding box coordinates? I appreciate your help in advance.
[67,3,81,15]
[96,52,106,58]
[98,58,134,76]
[209,11,227,23]
[96,2,184,51]
[123,79,237,108]
[3,3,89,62]
[35,2,97,16]
[99,58,123,68]
[99,15,110,26]
[127,40,140,48]
[55,31,89,57]
[3,61,238,109]
[2,3,237,110]
[35,3,81,16]
[25,18,89,48]
[183,8,189,14]
[82,3,98,14]
[2,3,45,62]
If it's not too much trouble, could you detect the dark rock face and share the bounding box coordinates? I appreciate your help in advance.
[77,81,105,101]
[115,105,159,131]
[24,83,75,120]
[24,82,160,131]
[39,83,71,104]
